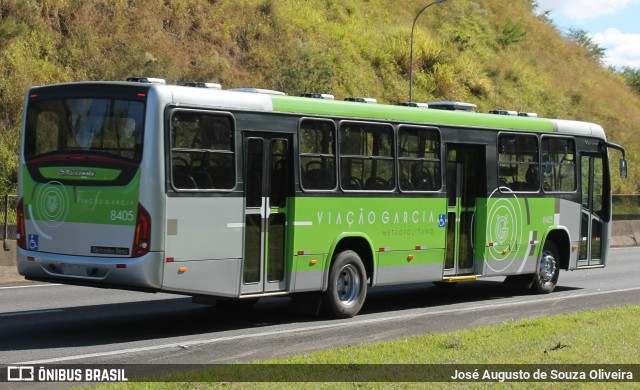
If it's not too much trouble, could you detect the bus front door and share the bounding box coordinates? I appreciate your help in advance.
[444,144,485,277]
[241,134,291,294]
[579,154,606,267]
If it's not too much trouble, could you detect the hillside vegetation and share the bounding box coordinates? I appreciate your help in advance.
[1,0,639,194]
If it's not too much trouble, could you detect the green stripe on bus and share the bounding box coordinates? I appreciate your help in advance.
[270,96,555,132]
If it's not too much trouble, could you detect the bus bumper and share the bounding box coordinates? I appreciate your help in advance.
[16,249,164,290]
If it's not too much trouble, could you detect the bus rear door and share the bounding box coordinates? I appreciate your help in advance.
[579,154,606,266]
[444,144,486,277]
[241,134,291,294]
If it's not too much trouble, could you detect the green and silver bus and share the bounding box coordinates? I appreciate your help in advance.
[17,80,626,318]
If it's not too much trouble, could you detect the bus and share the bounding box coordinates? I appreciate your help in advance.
[16,80,627,318]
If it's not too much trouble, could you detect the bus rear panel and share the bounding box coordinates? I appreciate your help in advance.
[17,83,162,290]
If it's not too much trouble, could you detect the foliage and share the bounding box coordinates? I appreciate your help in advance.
[617,66,640,95]
[272,49,336,95]
[0,0,639,194]
[566,28,606,64]
[499,18,527,47]
[0,126,19,194]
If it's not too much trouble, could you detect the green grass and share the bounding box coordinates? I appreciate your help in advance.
[87,305,640,389]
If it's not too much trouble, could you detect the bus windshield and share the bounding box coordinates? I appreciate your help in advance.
[25,98,145,161]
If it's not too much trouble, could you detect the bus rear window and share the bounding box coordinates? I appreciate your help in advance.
[25,98,145,161]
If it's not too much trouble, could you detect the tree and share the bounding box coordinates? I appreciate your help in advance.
[566,28,606,64]
[499,18,527,47]
[617,66,640,94]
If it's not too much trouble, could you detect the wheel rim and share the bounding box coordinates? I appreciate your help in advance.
[336,264,361,306]
[538,250,557,284]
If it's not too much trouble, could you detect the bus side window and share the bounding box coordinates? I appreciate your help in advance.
[542,137,576,192]
[339,123,394,191]
[170,111,235,191]
[525,164,539,189]
[397,126,441,191]
[299,120,336,190]
[171,156,197,189]
[498,134,538,192]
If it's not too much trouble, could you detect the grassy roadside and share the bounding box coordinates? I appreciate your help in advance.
[89,305,640,389]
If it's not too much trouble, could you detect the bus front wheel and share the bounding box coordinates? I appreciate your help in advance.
[323,250,368,318]
[531,241,560,294]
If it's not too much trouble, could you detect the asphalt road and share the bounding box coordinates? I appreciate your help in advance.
[1,247,639,369]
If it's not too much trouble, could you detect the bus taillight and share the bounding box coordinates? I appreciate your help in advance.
[132,203,151,257]
[16,198,26,249]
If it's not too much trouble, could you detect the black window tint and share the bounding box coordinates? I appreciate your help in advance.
[542,137,576,192]
[299,120,336,190]
[398,126,441,191]
[498,134,539,191]
[170,112,235,190]
[270,139,288,207]
[26,98,144,161]
[339,123,394,191]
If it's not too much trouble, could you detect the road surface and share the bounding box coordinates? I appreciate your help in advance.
[1,247,638,370]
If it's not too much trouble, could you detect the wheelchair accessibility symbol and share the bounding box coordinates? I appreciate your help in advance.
[438,214,446,228]
[28,234,39,250]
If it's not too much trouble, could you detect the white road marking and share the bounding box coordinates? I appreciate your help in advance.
[0,283,62,290]
[16,285,640,365]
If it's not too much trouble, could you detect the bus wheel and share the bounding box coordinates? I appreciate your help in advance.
[323,250,367,318]
[531,241,560,294]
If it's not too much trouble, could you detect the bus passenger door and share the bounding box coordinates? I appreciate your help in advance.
[241,134,291,294]
[444,144,485,277]
[579,154,605,266]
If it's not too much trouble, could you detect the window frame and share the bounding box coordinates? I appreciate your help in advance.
[338,120,396,193]
[167,108,236,192]
[541,135,577,194]
[497,132,540,193]
[25,97,146,162]
[396,124,442,193]
[298,118,338,192]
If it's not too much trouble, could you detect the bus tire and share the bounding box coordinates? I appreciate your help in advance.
[322,250,367,318]
[531,241,560,294]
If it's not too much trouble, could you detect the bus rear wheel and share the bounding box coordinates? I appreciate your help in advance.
[322,250,367,318]
[531,241,560,294]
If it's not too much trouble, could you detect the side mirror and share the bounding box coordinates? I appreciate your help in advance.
[620,159,628,179]
[604,142,626,179]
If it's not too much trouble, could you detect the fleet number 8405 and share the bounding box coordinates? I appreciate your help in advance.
[110,210,135,221]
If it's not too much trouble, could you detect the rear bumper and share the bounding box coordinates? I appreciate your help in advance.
[17,249,163,290]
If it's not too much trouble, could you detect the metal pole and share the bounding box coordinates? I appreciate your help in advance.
[409,0,447,103]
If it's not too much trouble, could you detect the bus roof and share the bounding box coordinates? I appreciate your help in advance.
[27,81,606,139]
[268,94,605,139]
